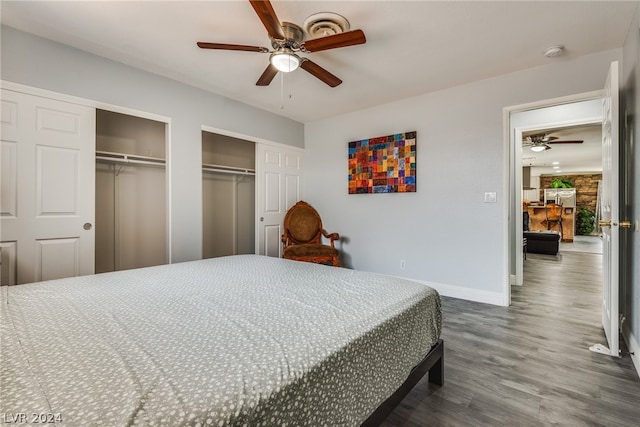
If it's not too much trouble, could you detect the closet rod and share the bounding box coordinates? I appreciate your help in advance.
[202,163,255,176]
[96,150,165,168]
[97,156,166,168]
[202,167,255,176]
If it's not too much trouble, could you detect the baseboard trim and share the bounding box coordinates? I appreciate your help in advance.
[622,322,640,379]
[382,272,507,307]
[413,279,506,306]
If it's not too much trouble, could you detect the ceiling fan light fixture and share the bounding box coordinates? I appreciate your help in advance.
[270,51,300,72]
[530,145,546,152]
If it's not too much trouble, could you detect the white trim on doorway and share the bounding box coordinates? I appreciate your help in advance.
[201,125,302,151]
[502,90,603,305]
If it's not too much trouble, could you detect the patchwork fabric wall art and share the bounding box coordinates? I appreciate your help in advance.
[348,131,416,194]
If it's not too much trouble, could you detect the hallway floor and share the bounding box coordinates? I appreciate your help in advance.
[560,235,603,254]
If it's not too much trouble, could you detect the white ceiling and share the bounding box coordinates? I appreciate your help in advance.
[1,1,637,124]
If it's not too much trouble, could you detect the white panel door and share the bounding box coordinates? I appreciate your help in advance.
[594,61,620,357]
[0,89,95,284]
[256,143,302,257]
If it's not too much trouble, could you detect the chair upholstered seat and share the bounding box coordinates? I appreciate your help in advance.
[281,201,340,267]
[283,243,339,258]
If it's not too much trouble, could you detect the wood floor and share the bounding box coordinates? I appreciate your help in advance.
[381,251,640,426]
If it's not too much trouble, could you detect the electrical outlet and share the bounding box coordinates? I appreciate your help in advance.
[400,260,406,269]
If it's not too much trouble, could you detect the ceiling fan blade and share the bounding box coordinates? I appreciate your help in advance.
[302,29,366,52]
[197,42,268,53]
[300,60,342,87]
[249,0,284,39]
[547,140,584,144]
[256,64,278,86]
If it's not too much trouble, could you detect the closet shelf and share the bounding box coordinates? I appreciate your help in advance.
[202,163,255,176]
[96,150,166,167]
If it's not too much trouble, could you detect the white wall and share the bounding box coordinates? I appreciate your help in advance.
[1,26,304,263]
[305,49,621,305]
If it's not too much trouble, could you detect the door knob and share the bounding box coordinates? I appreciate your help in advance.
[599,220,611,227]
[83,222,92,230]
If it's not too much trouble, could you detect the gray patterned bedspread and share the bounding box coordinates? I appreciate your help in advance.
[1,255,441,426]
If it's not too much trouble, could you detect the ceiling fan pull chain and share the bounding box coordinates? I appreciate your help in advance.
[288,68,293,100]
[280,71,285,109]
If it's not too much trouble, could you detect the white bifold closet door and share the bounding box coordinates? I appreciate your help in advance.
[0,88,95,285]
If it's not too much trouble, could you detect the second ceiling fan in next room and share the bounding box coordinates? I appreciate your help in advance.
[523,133,583,152]
[196,0,366,88]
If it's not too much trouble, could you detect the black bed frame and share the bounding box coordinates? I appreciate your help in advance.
[361,339,444,426]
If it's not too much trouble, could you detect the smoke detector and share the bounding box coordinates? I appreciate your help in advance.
[303,12,350,39]
[543,45,565,58]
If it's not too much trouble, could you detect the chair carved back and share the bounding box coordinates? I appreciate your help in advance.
[282,200,340,249]
[545,203,562,221]
[283,201,324,247]
[281,201,340,266]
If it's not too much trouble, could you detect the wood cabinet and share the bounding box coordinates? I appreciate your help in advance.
[526,205,575,242]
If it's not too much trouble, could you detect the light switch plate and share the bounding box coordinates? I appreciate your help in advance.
[484,192,497,203]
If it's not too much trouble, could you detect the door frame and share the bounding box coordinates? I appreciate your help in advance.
[503,90,603,304]
[2,80,173,264]
[200,125,258,258]
[200,124,304,255]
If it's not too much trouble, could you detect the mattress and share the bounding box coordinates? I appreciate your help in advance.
[1,255,441,426]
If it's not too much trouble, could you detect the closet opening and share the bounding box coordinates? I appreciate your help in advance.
[202,131,255,258]
[95,109,167,273]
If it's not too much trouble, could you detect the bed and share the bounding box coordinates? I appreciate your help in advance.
[1,255,442,426]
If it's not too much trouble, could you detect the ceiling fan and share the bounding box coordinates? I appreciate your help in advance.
[196,0,366,87]
[523,133,583,152]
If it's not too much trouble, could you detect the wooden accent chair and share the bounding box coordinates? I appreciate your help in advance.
[545,203,563,236]
[281,201,340,267]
